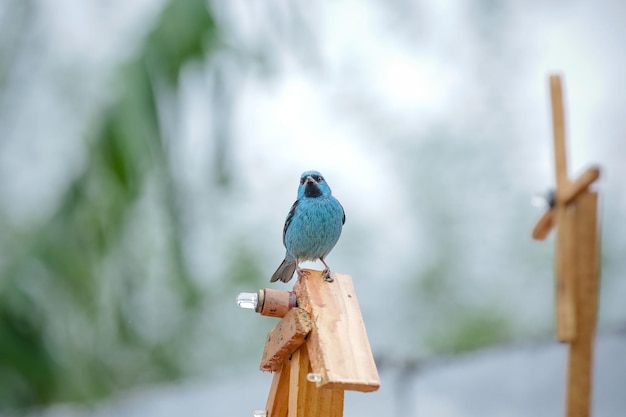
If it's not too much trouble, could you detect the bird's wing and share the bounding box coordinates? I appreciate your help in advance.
[283,199,299,247]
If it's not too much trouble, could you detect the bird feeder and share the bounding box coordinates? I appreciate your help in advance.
[237,270,380,417]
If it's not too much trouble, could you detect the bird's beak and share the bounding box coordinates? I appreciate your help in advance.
[305,175,317,184]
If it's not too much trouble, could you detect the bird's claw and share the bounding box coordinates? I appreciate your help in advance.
[323,269,333,282]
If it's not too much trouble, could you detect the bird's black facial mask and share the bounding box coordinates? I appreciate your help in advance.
[303,177,323,198]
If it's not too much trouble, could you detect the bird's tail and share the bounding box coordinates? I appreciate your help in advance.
[270,258,297,283]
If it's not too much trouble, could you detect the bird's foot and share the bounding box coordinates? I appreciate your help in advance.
[296,265,310,278]
[322,268,333,282]
[320,258,333,282]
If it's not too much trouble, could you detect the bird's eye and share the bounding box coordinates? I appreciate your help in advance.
[300,177,306,184]
[315,175,324,182]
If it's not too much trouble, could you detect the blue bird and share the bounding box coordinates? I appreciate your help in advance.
[270,170,345,283]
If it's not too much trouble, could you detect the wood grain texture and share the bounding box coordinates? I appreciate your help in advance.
[566,191,600,417]
[260,307,312,372]
[288,347,344,417]
[555,204,577,342]
[550,74,569,191]
[294,270,380,392]
[550,73,577,342]
[266,364,290,417]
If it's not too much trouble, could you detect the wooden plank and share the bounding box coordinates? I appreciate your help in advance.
[266,364,290,417]
[550,73,576,342]
[561,167,600,205]
[550,74,569,191]
[288,347,344,417]
[294,270,380,392]
[260,307,312,372]
[532,209,554,240]
[566,191,600,417]
[555,204,577,342]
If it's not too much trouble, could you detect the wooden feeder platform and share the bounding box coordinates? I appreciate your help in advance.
[243,270,380,417]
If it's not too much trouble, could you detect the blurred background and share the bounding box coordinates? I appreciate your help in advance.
[0,0,625,416]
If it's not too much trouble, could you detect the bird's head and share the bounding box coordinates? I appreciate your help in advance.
[297,170,332,198]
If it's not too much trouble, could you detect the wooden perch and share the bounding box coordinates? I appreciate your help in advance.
[294,271,380,393]
[250,269,379,416]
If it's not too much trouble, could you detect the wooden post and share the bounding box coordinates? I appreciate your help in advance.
[264,339,344,417]
[565,191,600,417]
[550,74,577,343]
[266,364,291,417]
[532,74,602,417]
[288,346,344,417]
[240,269,380,416]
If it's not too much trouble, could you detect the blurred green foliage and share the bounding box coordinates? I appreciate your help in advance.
[406,136,515,357]
[427,308,513,354]
[0,0,217,409]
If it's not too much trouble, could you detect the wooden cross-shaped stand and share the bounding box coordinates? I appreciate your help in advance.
[532,74,601,417]
[243,270,380,417]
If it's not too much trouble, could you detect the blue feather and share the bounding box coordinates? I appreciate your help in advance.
[270,171,345,283]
